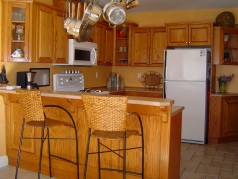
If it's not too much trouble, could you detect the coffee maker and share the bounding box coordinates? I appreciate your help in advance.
[17,71,39,89]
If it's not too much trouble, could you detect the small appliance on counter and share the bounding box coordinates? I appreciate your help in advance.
[0,65,9,85]
[17,71,39,89]
[53,73,84,92]
[107,73,124,89]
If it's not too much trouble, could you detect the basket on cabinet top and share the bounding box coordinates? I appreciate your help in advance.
[215,11,235,28]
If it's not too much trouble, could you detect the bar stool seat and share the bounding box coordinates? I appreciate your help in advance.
[82,94,144,179]
[15,89,79,179]
[26,118,74,128]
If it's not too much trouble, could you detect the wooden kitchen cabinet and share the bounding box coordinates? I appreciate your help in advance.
[131,27,166,66]
[2,1,30,62]
[209,95,238,143]
[114,23,137,66]
[93,21,114,66]
[166,22,212,47]
[32,4,68,63]
[213,27,238,65]
[2,1,68,63]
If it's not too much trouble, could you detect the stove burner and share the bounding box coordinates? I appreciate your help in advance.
[79,89,109,94]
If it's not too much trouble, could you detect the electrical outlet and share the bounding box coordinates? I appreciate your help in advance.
[96,72,99,78]
[137,73,142,79]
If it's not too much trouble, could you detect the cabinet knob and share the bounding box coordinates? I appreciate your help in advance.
[189,42,191,44]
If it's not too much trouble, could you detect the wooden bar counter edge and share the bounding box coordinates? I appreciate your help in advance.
[0,89,184,179]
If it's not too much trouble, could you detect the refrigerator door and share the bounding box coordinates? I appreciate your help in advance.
[165,49,208,81]
[164,81,207,144]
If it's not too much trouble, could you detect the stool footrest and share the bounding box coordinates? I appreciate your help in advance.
[100,168,143,176]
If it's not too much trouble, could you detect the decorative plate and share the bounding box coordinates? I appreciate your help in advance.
[140,71,163,88]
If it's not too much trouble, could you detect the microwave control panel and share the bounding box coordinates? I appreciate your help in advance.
[53,73,84,92]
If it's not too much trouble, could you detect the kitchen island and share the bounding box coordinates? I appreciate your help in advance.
[0,90,183,179]
[209,93,238,144]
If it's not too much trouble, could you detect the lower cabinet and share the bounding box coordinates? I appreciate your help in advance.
[209,95,238,143]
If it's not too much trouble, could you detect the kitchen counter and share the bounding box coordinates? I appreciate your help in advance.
[211,92,238,96]
[0,89,183,179]
[93,86,163,93]
[0,89,170,106]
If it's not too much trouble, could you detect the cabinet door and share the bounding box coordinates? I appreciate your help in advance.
[131,28,150,66]
[54,11,68,64]
[166,24,188,46]
[150,28,166,66]
[3,2,30,62]
[35,5,54,63]
[222,97,238,137]
[213,27,238,65]
[93,24,105,65]
[103,26,114,66]
[188,23,211,46]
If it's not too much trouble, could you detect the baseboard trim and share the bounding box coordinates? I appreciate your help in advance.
[0,155,8,168]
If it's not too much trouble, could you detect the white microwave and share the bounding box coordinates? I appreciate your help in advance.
[55,39,97,66]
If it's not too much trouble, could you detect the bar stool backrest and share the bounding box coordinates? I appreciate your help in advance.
[82,94,128,131]
[17,90,45,122]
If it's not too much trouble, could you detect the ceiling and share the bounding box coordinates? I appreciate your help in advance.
[99,0,238,13]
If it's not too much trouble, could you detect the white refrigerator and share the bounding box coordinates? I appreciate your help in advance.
[163,48,210,144]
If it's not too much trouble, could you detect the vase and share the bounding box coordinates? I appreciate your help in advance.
[219,82,226,93]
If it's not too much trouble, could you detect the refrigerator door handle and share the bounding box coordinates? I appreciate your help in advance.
[163,81,166,98]
[164,50,167,80]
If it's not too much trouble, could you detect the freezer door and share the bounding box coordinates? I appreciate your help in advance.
[164,81,207,144]
[165,49,208,81]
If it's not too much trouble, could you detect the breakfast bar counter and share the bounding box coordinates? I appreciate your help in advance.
[0,90,183,179]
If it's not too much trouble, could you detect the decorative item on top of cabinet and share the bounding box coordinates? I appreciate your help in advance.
[209,95,238,143]
[2,2,30,62]
[131,27,166,67]
[166,22,212,47]
[93,21,114,66]
[114,22,137,66]
[32,4,68,63]
[213,27,238,65]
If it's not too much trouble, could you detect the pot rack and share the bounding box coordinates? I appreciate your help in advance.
[63,0,139,42]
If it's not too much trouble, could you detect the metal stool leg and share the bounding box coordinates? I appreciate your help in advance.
[97,138,101,179]
[84,128,91,179]
[47,128,52,177]
[142,133,144,179]
[38,123,45,179]
[15,119,26,179]
[74,127,79,179]
[123,131,126,179]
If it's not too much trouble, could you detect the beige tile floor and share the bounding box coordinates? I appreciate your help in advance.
[180,142,238,179]
[1,142,238,179]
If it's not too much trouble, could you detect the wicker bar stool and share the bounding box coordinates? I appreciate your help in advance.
[82,94,144,179]
[15,90,79,179]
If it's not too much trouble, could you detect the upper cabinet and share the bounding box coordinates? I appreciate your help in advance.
[131,27,166,66]
[166,22,212,47]
[114,23,137,66]
[2,2,30,62]
[93,21,114,66]
[213,27,238,65]
[32,4,68,63]
[2,1,68,63]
